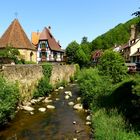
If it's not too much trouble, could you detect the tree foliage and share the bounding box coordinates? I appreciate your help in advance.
[91,17,140,50]
[66,37,92,67]
[66,41,79,64]
[98,50,127,83]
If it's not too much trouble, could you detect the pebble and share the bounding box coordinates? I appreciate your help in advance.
[47,105,55,109]
[38,108,46,112]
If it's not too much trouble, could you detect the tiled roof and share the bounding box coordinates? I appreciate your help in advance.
[40,27,62,51]
[31,32,40,46]
[92,50,103,59]
[0,19,36,50]
[32,27,62,52]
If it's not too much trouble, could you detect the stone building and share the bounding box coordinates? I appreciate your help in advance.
[31,27,64,63]
[0,19,37,63]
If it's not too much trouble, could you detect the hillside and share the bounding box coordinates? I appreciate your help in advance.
[91,17,140,50]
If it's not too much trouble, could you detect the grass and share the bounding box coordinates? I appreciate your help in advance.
[92,109,140,140]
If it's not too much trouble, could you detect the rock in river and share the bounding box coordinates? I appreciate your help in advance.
[38,108,46,112]
[73,103,83,110]
[22,106,34,111]
[68,102,74,106]
[47,105,55,109]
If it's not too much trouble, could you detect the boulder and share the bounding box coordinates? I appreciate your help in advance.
[55,98,60,101]
[38,107,46,112]
[43,97,52,103]
[86,115,91,121]
[65,95,70,99]
[65,91,72,97]
[77,97,81,101]
[31,99,38,104]
[86,122,91,125]
[58,86,64,89]
[47,105,55,109]
[68,102,74,106]
[55,89,59,92]
[73,103,83,110]
[22,106,34,111]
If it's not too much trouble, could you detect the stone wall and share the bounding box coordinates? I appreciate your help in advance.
[50,65,76,86]
[0,64,43,103]
[0,64,76,103]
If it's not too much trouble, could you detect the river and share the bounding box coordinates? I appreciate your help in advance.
[0,83,92,140]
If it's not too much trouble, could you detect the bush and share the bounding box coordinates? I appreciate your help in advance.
[77,68,112,108]
[0,76,19,125]
[42,63,52,78]
[34,77,52,98]
[33,63,53,98]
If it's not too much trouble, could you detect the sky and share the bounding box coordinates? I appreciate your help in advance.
[0,0,140,48]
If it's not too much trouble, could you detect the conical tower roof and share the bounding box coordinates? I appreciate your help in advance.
[0,19,36,50]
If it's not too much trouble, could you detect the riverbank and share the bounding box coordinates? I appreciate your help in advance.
[0,83,92,140]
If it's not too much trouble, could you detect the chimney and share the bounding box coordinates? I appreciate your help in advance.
[130,25,136,41]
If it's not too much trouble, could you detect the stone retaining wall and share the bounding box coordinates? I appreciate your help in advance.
[0,64,76,103]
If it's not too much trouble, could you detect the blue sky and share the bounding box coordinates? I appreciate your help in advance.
[0,0,139,48]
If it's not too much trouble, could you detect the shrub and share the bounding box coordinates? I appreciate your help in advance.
[77,68,112,108]
[0,76,19,125]
[42,63,52,78]
[34,77,52,98]
[33,63,53,98]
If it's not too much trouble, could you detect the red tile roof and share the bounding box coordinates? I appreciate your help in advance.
[0,19,36,50]
[39,27,62,51]
[32,27,63,52]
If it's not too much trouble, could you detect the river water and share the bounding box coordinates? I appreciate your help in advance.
[0,83,92,140]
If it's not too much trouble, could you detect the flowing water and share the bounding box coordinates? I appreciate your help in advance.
[0,83,92,140]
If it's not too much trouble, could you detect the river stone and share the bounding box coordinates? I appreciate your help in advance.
[65,91,72,97]
[55,89,59,92]
[65,95,70,99]
[55,98,59,101]
[38,108,46,112]
[77,97,81,101]
[86,121,91,125]
[58,86,64,89]
[68,101,74,106]
[22,106,34,111]
[30,111,34,115]
[86,115,91,121]
[47,105,55,109]
[43,98,52,103]
[31,99,38,104]
[73,103,83,110]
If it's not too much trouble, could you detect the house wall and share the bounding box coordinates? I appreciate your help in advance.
[130,40,140,56]
[19,49,37,63]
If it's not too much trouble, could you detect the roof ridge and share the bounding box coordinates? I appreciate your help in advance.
[9,19,17,45]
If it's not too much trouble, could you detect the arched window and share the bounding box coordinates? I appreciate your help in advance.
[30,51,33,61]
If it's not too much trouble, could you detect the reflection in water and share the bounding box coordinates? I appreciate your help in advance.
[0,83,92,140]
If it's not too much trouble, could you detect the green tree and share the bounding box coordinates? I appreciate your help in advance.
[66,41,79,64]
[76,46,89,67]
[98,50,127,83]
